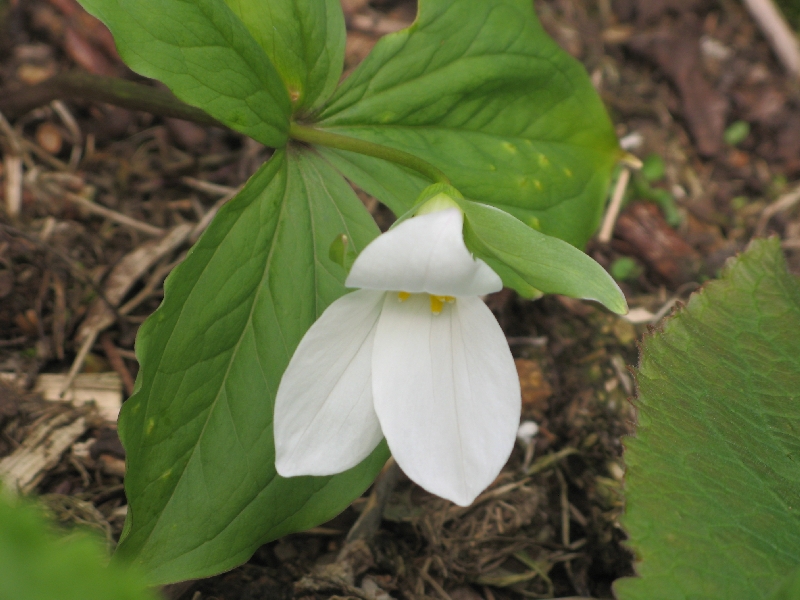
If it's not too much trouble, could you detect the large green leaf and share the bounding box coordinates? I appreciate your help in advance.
[770,569,800,600]
[223,0,345,112]
[0,494,158,600]
[316,146,428,217]
[78,0,291,147]
[115,148,389,584]
[458,199,626,313]
[314,0,621,247]
[616,238,800,599]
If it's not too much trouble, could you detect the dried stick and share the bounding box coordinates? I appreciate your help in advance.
[598,168,631,243]
[0,109,23,217]
[62,190,165,237]
[100,333,135,396]
[755,182,800,236]
[60,329,99,398]
[341,457,401,547]
[741,0,800,77]
[51,100,83,170]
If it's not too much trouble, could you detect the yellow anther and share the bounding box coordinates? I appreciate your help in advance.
[443,296,455,303]
[397,291,411,302]
[430,295,444,314]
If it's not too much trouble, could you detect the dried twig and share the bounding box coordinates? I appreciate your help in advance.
[0,411,88,494]
[420,569,454,600]
[117,254,184,316]
[741,0,800,77]
[51,100,83,170]
[62,223,193,395]
[190,186,243,242]
[19,137,69,171]
[755,182,800,236]
[598,168,631,243]
[0,109,23,217]
[3,156,23,218]
[100,333,135,396]
[60,329,100,398]
[342,458,401,547]
[180,176,237,197]
[62,190,166,237]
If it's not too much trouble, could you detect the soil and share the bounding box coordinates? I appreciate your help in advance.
[1,0,799,599]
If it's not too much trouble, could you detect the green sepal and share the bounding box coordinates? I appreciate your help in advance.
[457,198,627,313]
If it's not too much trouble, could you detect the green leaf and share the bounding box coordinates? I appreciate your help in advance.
[315,0,620,247]
[616,238,800,600]
[78,0,291,147]
[769,568,800,600]
[0,494,158,600]
[223,0,345,112]
[724,120,751,147]
[458,199,626,313]
[316,146,428,217]
[115,148,389,584]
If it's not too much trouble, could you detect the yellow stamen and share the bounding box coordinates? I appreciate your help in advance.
[397,292,456,313]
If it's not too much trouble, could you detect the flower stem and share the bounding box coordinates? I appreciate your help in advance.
[289,122,450,185]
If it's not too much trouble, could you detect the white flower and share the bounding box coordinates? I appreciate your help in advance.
[273,207,521,506]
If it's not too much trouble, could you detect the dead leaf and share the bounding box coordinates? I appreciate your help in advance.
[627,14,728,156]
[614,202,702,285]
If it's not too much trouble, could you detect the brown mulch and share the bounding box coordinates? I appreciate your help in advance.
[1,0,799,599]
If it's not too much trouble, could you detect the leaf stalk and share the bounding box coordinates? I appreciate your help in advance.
[0,71,451,186]
[289,122,450,185]
[0,71,221,126]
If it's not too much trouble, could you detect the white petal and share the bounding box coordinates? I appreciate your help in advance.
[346,208,502,296]
[274,289,385,477]
[372,294,521,506]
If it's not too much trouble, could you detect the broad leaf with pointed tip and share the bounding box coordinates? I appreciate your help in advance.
[79,0,291,147]
[315,0,620,247]
[769,569,800,600]
[114,148,389,584]
[616,238,800,600]
[223,0,345,112]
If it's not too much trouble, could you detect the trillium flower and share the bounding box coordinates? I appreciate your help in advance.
[274,206,521,506]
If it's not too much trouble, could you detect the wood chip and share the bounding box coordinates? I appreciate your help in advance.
[0,411,87,493]
[35,372,122,422]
